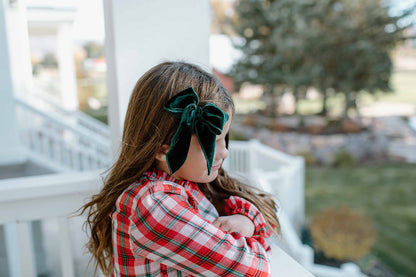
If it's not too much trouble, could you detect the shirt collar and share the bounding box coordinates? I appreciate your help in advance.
[144,168,196,188]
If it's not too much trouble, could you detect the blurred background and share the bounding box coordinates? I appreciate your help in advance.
[1,0,416,276]
[210,1,416,276]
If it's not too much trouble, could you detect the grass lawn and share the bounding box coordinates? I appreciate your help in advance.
[305,163,416,277]
[296,71,416,117]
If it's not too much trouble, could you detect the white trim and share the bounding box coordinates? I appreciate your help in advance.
[102,0,122,158]
[0,149,27,166]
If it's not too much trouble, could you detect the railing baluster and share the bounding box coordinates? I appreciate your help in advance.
[72,150,80,171]
[54,137,62,162]
[17,222,37,277]
[4,223,22,277]
[58,217,75,277]
[40,129,48,156]
[32,129,41,154]
[4,222,37,277]
[14,98,111,172]
[81,152,88,171]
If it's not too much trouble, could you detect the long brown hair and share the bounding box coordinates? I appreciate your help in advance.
[81,61,279,276]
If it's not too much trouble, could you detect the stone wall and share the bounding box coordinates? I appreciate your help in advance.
[231,116,416,165]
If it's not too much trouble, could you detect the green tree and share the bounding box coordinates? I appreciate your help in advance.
[307,0,414,117]
[229,0,315,116]
[229,0,415,117]
[83,41,104,59]
[41,52,58,68]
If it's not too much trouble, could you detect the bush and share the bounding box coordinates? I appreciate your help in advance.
[333,149,357,167]
[228,130,248,141]
[85,106,108,125]
[310,207,376,261]
[296,151,317,166]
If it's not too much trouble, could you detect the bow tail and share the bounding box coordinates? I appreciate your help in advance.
[195,127,217,175]
[166,122,193,174]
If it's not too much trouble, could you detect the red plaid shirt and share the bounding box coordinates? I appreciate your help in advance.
[111,169,272,277]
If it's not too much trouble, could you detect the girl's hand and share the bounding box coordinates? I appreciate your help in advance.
[212,215,255,237]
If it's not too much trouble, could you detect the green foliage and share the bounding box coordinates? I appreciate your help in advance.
[333,149,357,167]
[40,52,58,68]
[83,41,104,59]
[229,0,314,115]
[85,106,108,125]
[228,129,248,141]
[296,150,317,166]
[305,164,416,276]
[229,0,415,117]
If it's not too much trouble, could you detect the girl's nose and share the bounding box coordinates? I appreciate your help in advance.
[216,141,229,161]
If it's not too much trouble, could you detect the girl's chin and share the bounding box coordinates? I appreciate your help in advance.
[206,170,219,181]
[187,169,220,183]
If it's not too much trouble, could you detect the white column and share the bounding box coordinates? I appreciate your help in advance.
[57,22,78,111]
[5,0,33,98]
[103,0,211,156]
[0,0,24,165]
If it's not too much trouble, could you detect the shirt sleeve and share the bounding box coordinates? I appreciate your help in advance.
[224,196,274,239]
[129,182,271,277]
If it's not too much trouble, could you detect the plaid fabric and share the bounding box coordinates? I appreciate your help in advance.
[112,168,272,277]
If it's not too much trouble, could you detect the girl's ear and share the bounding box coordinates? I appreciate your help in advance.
[155,144,170,162]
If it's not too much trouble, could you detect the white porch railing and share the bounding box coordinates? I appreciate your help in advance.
[224,140,305,233]
[225,140,367,277]
[0,163,312,276]
[0,138,367,277]
[0,171,102,277]
[15,97,111,172]
[0,140,314,277]
[24,91,111,139]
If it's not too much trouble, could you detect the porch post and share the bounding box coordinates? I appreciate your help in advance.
[56,21,79,111]
[102,0,211,156]
[5,0,33,98]
[0,0,24,165]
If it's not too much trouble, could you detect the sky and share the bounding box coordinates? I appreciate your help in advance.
[387,0,416,27]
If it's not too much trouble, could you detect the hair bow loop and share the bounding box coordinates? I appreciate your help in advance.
[164,87,229,175]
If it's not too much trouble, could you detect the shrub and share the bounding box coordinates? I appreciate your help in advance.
[296,151,317,166]
[333,149,357,167]
[228,130,248,141]
[310,208,376,261]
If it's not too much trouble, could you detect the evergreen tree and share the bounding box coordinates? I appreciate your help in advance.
[230,0,314,115]
[229,0,415,117]
[307,0,414,117]
[84,41,104,59]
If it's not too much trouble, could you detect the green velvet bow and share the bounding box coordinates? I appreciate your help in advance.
[164,87,229,175]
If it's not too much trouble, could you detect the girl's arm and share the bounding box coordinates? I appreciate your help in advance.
[224,196,274,238]
[212,196,274,238]
[127,183,271,277]
[212,214,255,237]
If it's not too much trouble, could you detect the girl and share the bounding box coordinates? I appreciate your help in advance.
[82,61,280,276]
